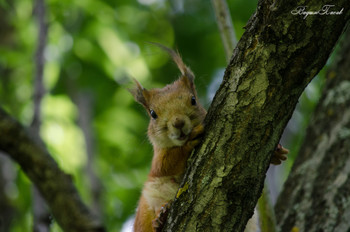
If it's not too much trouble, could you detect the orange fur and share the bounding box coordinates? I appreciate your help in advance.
[130,46,206,232]
[134,196,155,232]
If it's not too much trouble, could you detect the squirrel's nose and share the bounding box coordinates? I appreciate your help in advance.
[173,118,185,129]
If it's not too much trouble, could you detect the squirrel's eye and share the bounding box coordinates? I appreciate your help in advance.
[150,109,158,119]
[191,96,197,106]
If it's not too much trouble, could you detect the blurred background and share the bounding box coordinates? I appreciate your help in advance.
[0,0,327,231]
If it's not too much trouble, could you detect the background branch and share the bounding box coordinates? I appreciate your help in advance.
[211,0,237,62]
[0,108,105,232]
[32,0,50,230]
[74,91,103,218]
[275,26,350,232]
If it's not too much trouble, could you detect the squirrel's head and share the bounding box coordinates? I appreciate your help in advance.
[130,46,206,148]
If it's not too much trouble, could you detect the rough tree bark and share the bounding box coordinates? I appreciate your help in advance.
[211,2,278,231]
[163,0,350,231]
[275,27,350,232]
[0,109,105,232]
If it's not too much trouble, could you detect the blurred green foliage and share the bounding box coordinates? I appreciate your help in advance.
[0,0,327,231]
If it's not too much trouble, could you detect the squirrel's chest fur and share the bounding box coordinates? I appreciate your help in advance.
[143,176,180,213]
[144,146,191,212]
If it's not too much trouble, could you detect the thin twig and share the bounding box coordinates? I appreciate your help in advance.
[211,0,237,62]
[32,0,50,231]
[32,0,47,131]
[75,92,103,218]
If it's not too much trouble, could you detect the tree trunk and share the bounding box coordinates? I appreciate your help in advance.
[163,0,350,231]
[275,27,350,232]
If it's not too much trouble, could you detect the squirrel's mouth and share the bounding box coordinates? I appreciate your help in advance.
[178,132,188,141]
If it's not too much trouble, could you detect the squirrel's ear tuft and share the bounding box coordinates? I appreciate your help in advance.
[169,49,195,83]
[148,42,195,82]
[129,79,149,108]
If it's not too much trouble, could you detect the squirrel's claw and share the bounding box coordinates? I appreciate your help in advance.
[271,143,289,165]
[185,124,205,150]
[152,203,171,232]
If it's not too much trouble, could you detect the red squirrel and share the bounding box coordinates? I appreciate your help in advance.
[130,45,288,232]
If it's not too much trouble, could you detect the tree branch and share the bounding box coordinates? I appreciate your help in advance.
[164,0,350,231]
[0,108,105,232]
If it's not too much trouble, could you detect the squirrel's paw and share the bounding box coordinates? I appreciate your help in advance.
[152,203,170,232]
[271,143,289,165]
[189,124,205,140]
[186,124,204,149]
